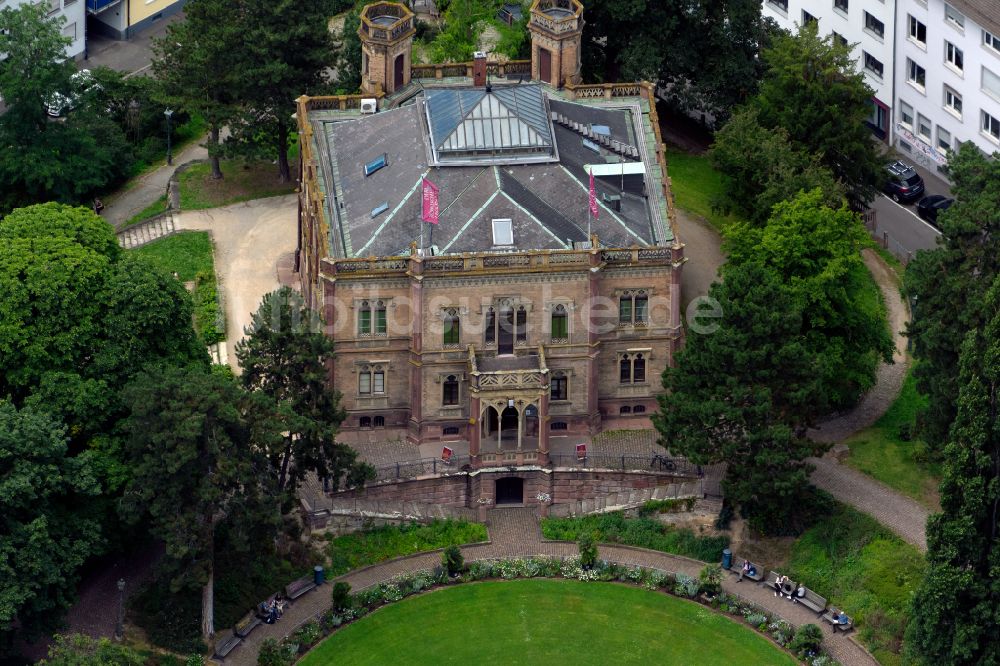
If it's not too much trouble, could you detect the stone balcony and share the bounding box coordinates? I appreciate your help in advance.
[358,1,414,44]
[529,0,584,35]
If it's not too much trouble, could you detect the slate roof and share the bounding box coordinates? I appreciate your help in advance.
[312,83,669,258]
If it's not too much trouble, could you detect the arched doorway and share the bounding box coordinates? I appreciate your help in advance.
[393,53,405,90]
[498,307,515,354]
[495,477,524,505]
[500,406,519,441]
[482,406,499,439]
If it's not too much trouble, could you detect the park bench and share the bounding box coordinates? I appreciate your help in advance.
[214,631,241,659]
[822,610,854,633]
[795,587,828,614]
[728,557,765,583]
[234,610,262,638]
[285,575,317,600]
[765,571,798,598]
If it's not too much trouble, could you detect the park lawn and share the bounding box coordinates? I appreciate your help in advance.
[844,370,941,508]
[123,194,168,228]
[785,504,926,666]
[324,520,488,576]
[300,580,797,666]
[178,159,295,210]
[665,145,745,233]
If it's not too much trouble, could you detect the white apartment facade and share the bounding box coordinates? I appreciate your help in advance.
[894,0,1000,172]
[763,0,898,141]
[1,0,87,59]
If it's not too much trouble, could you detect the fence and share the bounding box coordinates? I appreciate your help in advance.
[365,456,473,484]
[547,453,703,477]
[861,209,915,265]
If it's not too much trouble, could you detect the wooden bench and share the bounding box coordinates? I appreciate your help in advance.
[728,557,765,583]
[214,632,241,658]
[234,610,261,638]
[822,610,854,633]
[795,587,828,614]
[285,575,317,600]
[765,571,798,598]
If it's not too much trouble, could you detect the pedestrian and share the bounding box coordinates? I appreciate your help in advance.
[93,198,105,215]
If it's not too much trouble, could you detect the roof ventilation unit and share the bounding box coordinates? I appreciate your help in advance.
[360,98,377,114]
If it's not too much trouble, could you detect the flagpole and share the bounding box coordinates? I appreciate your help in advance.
[419,178,425,255]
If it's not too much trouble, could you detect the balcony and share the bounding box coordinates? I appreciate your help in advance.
[86,0,122,14]
[359,2,415,44]
[529,0,583,36]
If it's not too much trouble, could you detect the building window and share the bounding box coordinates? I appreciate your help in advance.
[618,290,649,327]
[982,110,1000,142]
[907,59,926,90]
[833,0,848,13]
[443,308,460,347]
[900,100,914,128]
[516,306,527,344]
[984,30,1000,54]
[864,12,884,39]
[946,41,964,74]
[443,426,460,435]
[442,375,459,406]
[373,415,385,428]
[916,114,932,143]
[767,0,788,13]
[944,87,963,117]
[46,0,59,14]
[360,416,372,429]
[619,405,632,414]
[619,353,647,384]
[358,300,387,338]
[550,304,568,342]
[864,52,884,78]
[936,126,952,154]
[633,405,646,414]
[831,31,848,47]
[550,421,568,431]
[944,3,964,31]
[359,365,386,395]
[982,67,1000,101]
[802,10,817,26]
[484,307,496,345]
[908,16,926,47]
[61,23,76,40]
[550,372,568,401]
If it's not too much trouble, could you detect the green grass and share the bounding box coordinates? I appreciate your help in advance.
[665,145,746,232]
[123,194,168,229]
[178,159,296,210]
[785,504,926,665]
[844,370,941,507]
[300,580,797,666]
[324,520,488,576]
[540,511,728,562]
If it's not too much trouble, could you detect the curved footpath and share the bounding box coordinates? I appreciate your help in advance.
[226,509,876,666]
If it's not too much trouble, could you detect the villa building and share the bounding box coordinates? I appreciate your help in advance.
[294,0,684,472]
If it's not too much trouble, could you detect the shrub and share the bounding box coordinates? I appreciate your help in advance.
[291,621,322,649]
[699,564,723,596]
[442,545,464,576]
[578,534,598,569]
[746,612,768,630]
[790,624,824,657]
[897,422,913,441]
[257,638,295,666]
[326,519,486,576]
[674,573,700,598]
[331,582,352,613]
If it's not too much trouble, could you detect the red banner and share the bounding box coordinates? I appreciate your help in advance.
[576,443,587,460]
[588,171,599,220]
[422,177,439,225]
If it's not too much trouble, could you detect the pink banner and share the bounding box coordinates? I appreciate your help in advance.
[588,171,599,219]
[422,177,439,225]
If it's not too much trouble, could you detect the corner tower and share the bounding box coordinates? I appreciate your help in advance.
[527,0,583,87]
[358,2,416,95]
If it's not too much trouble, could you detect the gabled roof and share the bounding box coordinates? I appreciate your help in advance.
[425,84,555,164]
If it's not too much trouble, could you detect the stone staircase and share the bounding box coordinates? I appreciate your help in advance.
[117,212,177,249]
[547,478,705,518]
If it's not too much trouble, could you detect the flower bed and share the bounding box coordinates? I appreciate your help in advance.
[259,558,841,666]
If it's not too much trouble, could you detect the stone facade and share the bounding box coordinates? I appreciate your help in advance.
[358,2,415,95]
[527,0,584,87]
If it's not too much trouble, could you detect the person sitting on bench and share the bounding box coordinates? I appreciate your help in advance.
[792,584,806,603]
[773,574,786,598]
[738,560,752,582]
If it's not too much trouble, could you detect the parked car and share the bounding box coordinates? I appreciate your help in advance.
[916,194,954,226]
[45,69,98,118]
[882,160,925,204]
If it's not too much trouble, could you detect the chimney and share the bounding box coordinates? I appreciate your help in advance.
[473,51,487,87]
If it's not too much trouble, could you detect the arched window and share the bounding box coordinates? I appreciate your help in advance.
[550,421,568,431]
[620,355,632,384]
[374,300,387,336]
[484,307,496,345]
[515,306,527,343]
[359,416,372,429]
[633,405,646,414]
[373,415,385,428]
[550,371,568,401]
[358,300,371,336]
[633,354,646,383]
[619,405,632,414]
[443,426,460,435]
[443,308,460,346]
[551,304,568,341]
[442,375,459,406]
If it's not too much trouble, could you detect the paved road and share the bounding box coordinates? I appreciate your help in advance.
[870,158,952,258]
[81,13,184,75]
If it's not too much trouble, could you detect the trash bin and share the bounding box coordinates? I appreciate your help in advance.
[722,548,732,570]
[314,565,325,586]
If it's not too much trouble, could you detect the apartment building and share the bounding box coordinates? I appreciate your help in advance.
[86,0,186,39]
[762,0,897,141]
[2,0,86,59]
[894,0,1000,171]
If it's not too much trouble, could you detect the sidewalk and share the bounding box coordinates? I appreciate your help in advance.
[82,13,184,76]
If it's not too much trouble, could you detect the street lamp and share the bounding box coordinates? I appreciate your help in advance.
[114,578,126,640]
[164,108,174,166]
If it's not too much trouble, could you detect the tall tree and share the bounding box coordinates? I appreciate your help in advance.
[654,263,828,531]
[751,21,883,207]
[237,288,371,502]
[121,368,269,644]
[905,279,1000,664]
[0,404,103,648]
[225,0,336,182]
[905,142,1000,450]
[152,0,241,179]
[726,189,893,407]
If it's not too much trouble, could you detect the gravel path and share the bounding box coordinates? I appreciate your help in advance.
[225,509,876,666]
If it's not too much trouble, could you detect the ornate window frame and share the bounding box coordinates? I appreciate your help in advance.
[616,289,650,328]
[355,298,390,339]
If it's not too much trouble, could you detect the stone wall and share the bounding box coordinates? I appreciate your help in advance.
[333,474,471,507]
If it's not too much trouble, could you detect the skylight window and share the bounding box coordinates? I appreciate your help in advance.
[371,202,389,217]
[492,218,514,246]
[364,154,388,176]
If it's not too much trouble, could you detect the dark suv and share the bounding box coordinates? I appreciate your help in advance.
[882,160,925,203]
